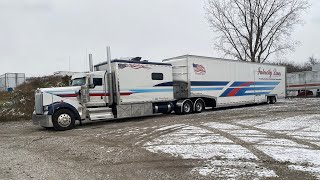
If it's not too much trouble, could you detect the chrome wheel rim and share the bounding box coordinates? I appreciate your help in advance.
[57,114,72,127]
[196,102,203,111]
[184,103,191,113]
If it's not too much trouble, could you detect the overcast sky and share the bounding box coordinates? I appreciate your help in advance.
[0,0,319,76]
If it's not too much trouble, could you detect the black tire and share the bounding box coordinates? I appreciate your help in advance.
[194,99,205,113]
[182,100,193,114]
[268,96,276,104]
[52,109,76,131]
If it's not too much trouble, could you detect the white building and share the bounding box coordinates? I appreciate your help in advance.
[0,73,26,92]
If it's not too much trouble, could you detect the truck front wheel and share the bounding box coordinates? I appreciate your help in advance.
[52,109,76,131]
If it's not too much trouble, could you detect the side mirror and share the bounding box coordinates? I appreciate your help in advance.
[89,84,95,89]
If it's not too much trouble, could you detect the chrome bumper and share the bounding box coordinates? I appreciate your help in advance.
[32,113,53,127]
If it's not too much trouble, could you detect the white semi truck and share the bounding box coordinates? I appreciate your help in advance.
[33,53,286,131]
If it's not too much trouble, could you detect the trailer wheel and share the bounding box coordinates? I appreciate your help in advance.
[52,109,75,131]
[194,98,205,113]
[268,96,276,104]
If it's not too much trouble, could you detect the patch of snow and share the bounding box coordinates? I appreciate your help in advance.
[256,115,320,131]
[156,124,186,131]
[288,165,320,179]
[257,139,309,148]
[145,144,257,160]
[236,137,273,143]
[292,135,320,141]
[256,146,320,166]
[204,122,241,130]
[145,134,232,146]
[288,131,320,138]
[236,118,278,126]
[193,160,277,178]
[143,125,278,178]
[227,129,267,135]
[174,126,212,134]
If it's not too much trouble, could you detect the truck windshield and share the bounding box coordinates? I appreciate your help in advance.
[71,78,86,86]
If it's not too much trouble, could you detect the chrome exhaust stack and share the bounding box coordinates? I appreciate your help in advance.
[106,46,113,106]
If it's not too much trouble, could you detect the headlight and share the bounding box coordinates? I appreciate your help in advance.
[43,106,49,111]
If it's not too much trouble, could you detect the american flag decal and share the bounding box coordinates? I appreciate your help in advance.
[118,63,151,69]
[129,64,150,69]
[193,63,206,75]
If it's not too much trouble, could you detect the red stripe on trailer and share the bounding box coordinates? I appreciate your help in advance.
[119,92,133,96]
[240,82,254,86]
[58,94,78,97]
[228,88,240,96]
[227,82,253,96]
[89,92,133,96]
[288,83,320,88]
[89,93,109,97]
[58,92,133,98]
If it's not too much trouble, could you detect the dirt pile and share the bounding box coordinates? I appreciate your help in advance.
[0,76,69,122]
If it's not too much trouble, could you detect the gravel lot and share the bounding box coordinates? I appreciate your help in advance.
[1,98,320,180]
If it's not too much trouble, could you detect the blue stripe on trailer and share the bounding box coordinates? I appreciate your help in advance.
[191,87,224,91]
[154,82,173,87]
[190,81,229,86]
[241,87,276,91]
[130,88,173,93]
[244,92,271,96]
[154,81,229,87]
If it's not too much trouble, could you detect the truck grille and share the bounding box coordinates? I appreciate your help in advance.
[35,91,43,115]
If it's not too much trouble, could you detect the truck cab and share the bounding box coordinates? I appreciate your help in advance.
[32,58,174,131]
[32,71,113,130]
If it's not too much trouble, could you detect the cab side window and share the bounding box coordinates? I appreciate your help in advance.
[93,78,103,86]
[152,73,164,80]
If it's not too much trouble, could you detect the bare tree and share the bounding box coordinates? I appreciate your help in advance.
[205,0,309,63]
[307,56,319,65]
[304,55,319,70]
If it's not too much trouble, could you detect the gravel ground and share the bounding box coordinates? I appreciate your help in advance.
[1,98,320,180]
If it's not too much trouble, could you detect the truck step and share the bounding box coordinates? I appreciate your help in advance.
[89,112,114,121]
[85,102,107,107]
[87,107,113,113]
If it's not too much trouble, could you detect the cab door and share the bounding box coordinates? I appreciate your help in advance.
[88,75,107,106]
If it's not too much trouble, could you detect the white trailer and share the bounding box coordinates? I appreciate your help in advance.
[287,71,320,97]
[163,55,286,111]
[32,53,286,131]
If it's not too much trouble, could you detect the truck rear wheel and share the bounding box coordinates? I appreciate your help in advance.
[194,98,205,113]
[182,100,193,114]
[52,109,75,131]
[175,99,193,115]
